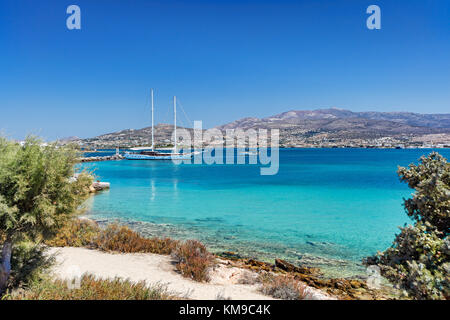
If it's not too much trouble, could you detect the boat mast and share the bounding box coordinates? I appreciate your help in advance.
[173,96,177,153]
[151,89,154,150]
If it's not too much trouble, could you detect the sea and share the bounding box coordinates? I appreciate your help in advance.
[80,148,450,277]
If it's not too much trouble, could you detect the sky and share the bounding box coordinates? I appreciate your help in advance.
[0,0,449,140]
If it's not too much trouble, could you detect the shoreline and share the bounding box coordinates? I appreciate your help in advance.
[47,247,279,300]
[49,218,395,300]
[81,146,450,151]
[87,215,367,279]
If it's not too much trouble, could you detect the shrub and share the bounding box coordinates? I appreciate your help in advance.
[0,136,93,292]
[259,274,308,300]
[47,221,179,255]
[172,240,216,282]
[9,242,54,290]
[45,219,100,247]
[365,152,449,300]
[4,274,173,300]
[238,270,260,285]
[92,224,179,255]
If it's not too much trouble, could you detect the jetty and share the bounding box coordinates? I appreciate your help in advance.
[79,154,124,163]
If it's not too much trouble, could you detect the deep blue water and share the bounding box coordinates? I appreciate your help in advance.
[81,148,450,276]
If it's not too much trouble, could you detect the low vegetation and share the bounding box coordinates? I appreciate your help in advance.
[365,152,449,300]
[9,242,54,290]
[259,273,308,300]
[92,224,178,255]
[4,274,173,300]
[171,240,216,282]
[45,219,100,248]
[46,219,215,282]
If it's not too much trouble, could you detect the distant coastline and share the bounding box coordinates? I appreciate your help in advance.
[55,108,450,150]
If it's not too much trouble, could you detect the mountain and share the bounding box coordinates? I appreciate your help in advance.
[57,136,80,143]
[217,108,450,130]
[76,108,450,149]
[215,108,450,147]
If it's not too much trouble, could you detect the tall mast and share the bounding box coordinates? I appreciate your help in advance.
[151,89,154,150]
[173,96,177,152]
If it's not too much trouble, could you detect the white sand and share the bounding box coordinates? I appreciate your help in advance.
[47,247,271,300]
[47,247,333,300]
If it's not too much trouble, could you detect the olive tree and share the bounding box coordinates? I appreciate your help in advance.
[365,152,449,299]
[0,137,92,291]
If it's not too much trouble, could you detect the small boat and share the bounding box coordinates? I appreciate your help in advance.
[124,90,193,161]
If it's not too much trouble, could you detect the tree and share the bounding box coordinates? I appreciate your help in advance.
[0,137,93,292]
[365,152,449,299]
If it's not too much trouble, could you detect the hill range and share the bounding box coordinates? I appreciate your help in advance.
[74,108,450,149]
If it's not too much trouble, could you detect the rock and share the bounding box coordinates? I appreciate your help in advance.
[349,280,366,289]
[219,251,243,261]
[245,259,273,271]
[275,259,321,276]
[275,259,296,272]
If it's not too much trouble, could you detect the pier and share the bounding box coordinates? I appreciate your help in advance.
[79,154,124,163]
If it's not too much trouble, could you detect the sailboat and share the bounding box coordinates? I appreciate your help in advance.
[124,90,193,160]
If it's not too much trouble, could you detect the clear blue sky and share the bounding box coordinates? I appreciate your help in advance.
[0,0,449,140]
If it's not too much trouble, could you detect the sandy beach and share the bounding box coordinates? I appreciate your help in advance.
[47,247,333,300]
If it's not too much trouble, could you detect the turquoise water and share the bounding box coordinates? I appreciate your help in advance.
[81,148,450,277]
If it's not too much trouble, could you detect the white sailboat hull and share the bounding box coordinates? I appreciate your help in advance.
[124,152,192,160]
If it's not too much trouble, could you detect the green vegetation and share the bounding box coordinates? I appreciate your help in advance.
[0,137,93,293]
[3,274,173,300]
[365,152,449,300]
[9,242,54,290]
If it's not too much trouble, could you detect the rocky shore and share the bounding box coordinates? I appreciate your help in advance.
[218,252,398,300]
[84,217,398,300]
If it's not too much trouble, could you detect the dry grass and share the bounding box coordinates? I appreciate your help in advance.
[46,219,100,247]
[259,274,309,300]
[92,224,178,255]
[172,240,216,282]
[47,220,179,255]
[4,274,173,300]
[238,270,260,285]
[46,219,215,282]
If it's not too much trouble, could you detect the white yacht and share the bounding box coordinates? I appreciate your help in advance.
[124,90,192,160]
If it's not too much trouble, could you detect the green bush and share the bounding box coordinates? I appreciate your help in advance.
[0,136,93,292]
[9,242,54,290]
[366,152,449,300]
